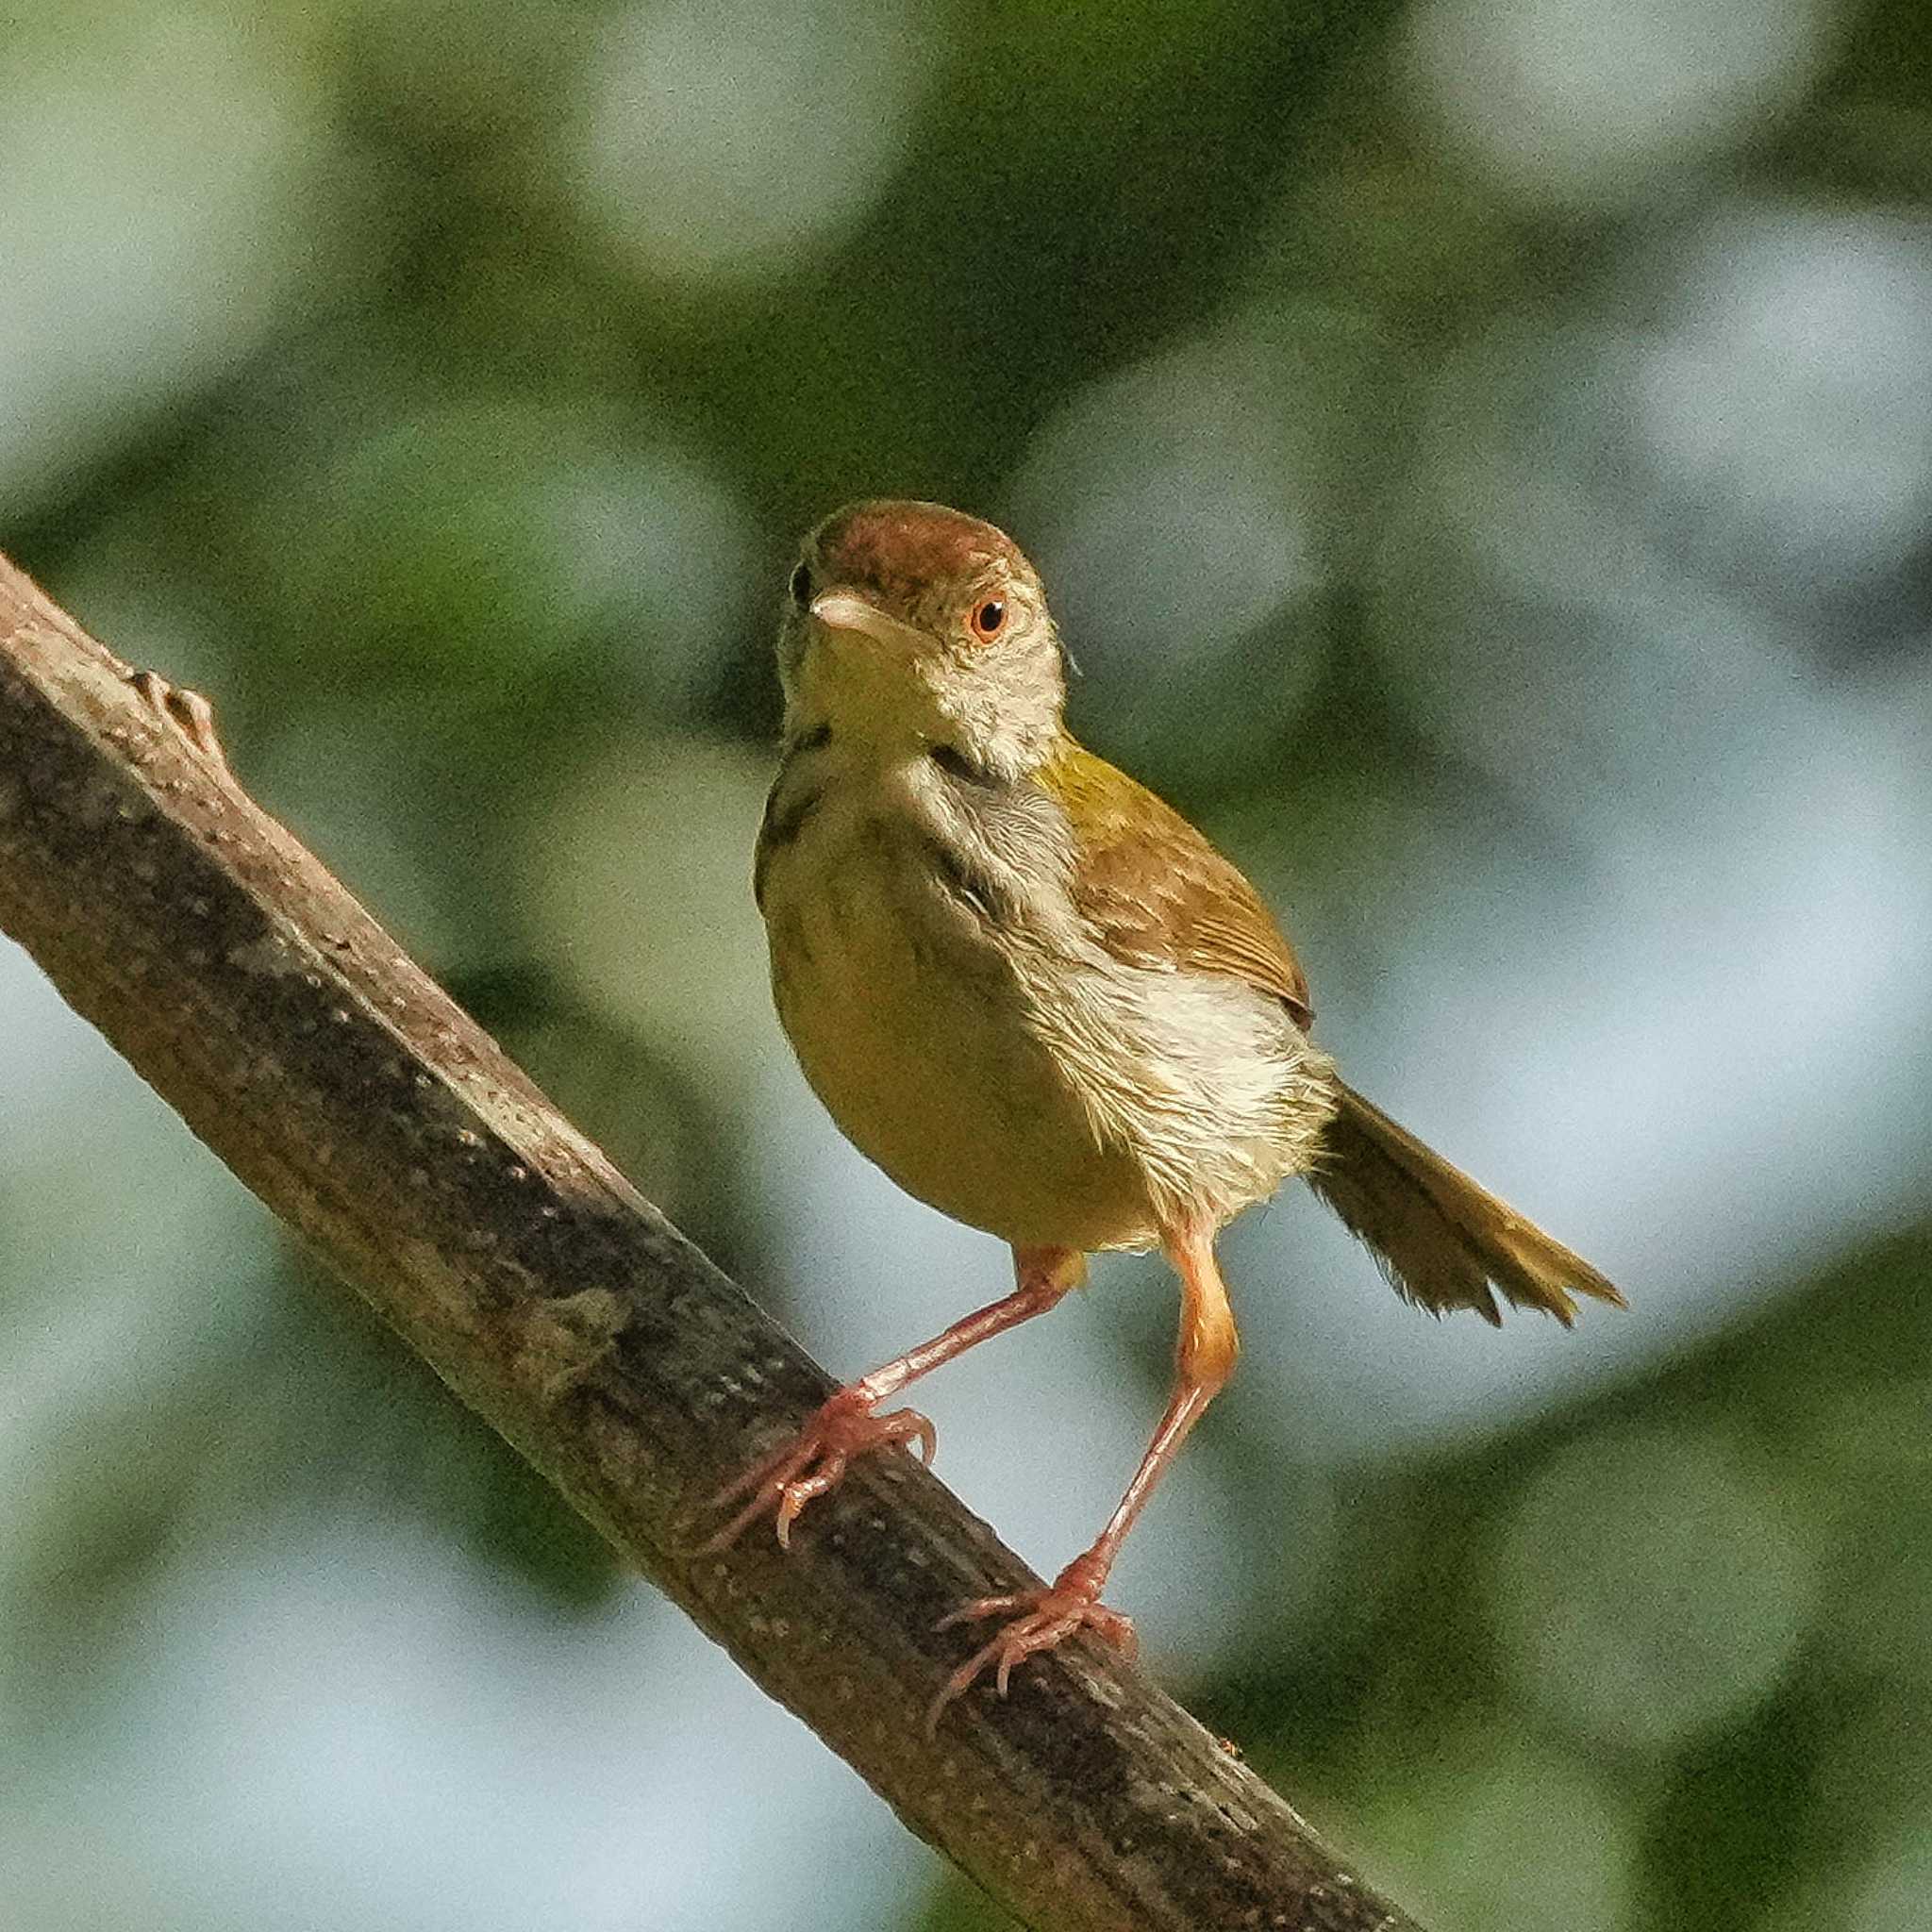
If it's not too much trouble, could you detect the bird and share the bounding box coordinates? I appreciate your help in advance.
[706,498,1622,1726]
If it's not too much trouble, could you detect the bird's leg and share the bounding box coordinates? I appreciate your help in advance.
[700,1244,1085,1555]
[928,1223,1237,1731]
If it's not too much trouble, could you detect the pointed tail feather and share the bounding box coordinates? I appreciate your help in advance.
[1307,1083,1624,1325]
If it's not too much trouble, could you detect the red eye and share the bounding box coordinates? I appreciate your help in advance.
[969,596,1008,642]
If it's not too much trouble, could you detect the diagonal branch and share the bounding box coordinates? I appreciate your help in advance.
[0,550,1424,1932]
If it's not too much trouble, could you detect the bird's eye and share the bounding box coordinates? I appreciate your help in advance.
[788,560,813,608]
[968,597,1008,642]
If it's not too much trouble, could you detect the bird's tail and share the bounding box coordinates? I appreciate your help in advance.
[1307,1082,1624,1325]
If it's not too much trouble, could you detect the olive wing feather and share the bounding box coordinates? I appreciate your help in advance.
[1035,741,1314,1029]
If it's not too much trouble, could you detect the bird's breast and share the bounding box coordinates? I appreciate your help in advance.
[758,761,1158,1252]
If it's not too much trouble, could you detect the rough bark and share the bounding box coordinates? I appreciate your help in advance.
[0,550,1422,1932]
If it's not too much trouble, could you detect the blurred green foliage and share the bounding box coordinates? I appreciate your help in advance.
[4,1,1931,1929]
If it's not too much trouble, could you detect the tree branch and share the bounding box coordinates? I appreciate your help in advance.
[0,550,1423,1932]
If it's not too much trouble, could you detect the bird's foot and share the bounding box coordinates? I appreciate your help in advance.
[129,670,229,775]
[927,1549,1136,1732]
[699,1384,936,1555]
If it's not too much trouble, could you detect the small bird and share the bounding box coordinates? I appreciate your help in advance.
[708,499,1622,1724]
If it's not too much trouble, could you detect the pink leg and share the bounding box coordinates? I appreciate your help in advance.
[927,1223,1238,1732]
[700,1245,1085,1555]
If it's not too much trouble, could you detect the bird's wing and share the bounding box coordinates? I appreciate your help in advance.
[1034,739,1314,1029]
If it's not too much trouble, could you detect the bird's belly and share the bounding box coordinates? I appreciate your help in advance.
[765,846,1156,1252]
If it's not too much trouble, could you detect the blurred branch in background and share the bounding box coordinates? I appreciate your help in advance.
[0,557,1429,1932]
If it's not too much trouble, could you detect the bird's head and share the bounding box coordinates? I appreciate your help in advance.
[776,500,1067,780]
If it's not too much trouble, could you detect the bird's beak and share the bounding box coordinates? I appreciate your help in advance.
[809,591,918,655]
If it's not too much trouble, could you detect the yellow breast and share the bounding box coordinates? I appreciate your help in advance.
[758,767,1158,1254]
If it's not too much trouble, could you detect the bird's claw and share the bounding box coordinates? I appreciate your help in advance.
[926,1551,1136,1733]
[698,1387,936,1556]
